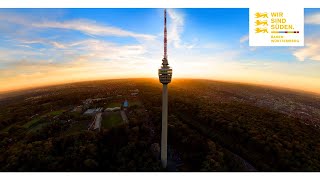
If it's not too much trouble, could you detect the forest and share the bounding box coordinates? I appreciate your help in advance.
[0,78,320,171]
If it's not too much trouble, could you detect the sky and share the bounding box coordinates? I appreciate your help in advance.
[0,8,320,94]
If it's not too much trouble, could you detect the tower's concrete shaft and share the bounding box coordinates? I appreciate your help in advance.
[161,84,168,168]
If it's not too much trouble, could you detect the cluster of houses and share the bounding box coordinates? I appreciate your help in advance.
[130,89,139,97]
[81,99,129,116]
[68,88,141,131]
[72,88,139,116]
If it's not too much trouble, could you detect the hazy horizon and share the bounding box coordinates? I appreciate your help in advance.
[1,9,320,94]
[1,77,320,98]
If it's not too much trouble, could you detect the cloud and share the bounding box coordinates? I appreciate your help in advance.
[0,53,153,93]
[0,49,44,62]
[2,38,148,65]
[167,9,184,48]
[16,44,32,48]
[290,12,320,61]
[293,38,320,61]
[305,13,320,24]
[65,39,147,61]
[32,19,155,41]
[239,34,257,51]
[239,35,249,43]
[15,39,66,49]
[0,11,156,42]
[51,41,66,49]
[167,9,194,49]
[0,12,33,26]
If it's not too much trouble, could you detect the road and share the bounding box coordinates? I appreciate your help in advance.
[231,151,257,171]
[93,112,102,130]
[120,110,128,123]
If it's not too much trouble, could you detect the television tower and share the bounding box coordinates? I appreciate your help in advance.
[158,8,172,168]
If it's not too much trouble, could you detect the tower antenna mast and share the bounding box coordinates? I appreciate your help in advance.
[162,9,169,67]
[164,9,167,60]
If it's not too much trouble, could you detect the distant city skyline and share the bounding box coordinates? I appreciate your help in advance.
[0,8,320,94]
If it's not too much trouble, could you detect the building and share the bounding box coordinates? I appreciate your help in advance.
[130,89,139,93]
[83,99,93,109]
[83,107,103,115]
[105,107,121,112]
[72,105,83,113]
[158,9,172,169]
[123,99,129,108]
[131,92,138,97]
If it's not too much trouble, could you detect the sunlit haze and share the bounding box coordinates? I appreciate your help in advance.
[0,9,320,94]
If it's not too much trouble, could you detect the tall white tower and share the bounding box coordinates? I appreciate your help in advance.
[158,9,172,168]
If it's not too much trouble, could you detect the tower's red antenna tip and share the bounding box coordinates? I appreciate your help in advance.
[164,9,167,60]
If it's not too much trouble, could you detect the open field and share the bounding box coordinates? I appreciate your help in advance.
[65,119,91,135]
[23,117,42,128]
[102,111,123,128]
[27,121,50,133]
[46,110,65,116]
[105,102,122,108]
[128,99,142,107]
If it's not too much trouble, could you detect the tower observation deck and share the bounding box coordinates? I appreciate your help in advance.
[158,9,172,169]
[159,9,172,84]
